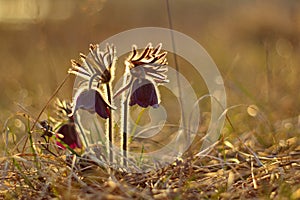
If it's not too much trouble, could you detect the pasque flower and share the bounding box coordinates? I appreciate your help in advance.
[40,100,82,149]
[115,43,169,108]
[68,44,116,118]
[68,44,116,162]
[129,78,158,108]
[55,99,82,149]
[117,43,168,167]
[71,88,110,119]
[56,123,82,149]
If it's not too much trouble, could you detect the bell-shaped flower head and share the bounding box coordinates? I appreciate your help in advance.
[115,43,168,108]
[68,44,116,118]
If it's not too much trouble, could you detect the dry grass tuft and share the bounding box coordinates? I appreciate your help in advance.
[1,114,300,199]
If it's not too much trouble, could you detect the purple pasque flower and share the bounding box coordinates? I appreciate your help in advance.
[39,99,82,149]
[56,122,82,149]
[72,88,110,119]
[68,44,116,118]
[129,78,159,108]
[115,43,168,108]
[55,99,82,149]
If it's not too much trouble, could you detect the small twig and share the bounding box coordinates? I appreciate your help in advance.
[166,0,187,140]
[67,155,77,197]
[250,157,258,189]
[21,74,71,153]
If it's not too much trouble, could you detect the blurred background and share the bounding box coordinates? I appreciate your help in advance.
[0,0,299,132]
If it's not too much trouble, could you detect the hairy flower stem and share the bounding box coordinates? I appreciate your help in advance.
[122,99,128,167]
[121,74,130,167]
[106,83,113,164]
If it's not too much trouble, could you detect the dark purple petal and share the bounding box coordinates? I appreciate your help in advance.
[56,123,82,149]
[129,79,159,108]
[73,89,110,119]
[95,90,110,118]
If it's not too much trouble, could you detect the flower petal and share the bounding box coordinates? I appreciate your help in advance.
[72,89,110,119]
[95,90,110,118]
[56,123,82,149]
[129,79,159,108]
